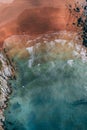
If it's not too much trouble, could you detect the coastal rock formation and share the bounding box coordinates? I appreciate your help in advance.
[0,52,14,130]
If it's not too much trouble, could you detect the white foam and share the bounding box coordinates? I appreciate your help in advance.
[72,50,79,57]
[46,41,55,49]
[28,59,34,68]
[54,39,66,45]
[75,44,81,51]
[68,41,74,48]
[26,46,34,56]
[67,60,73,67]
[81,56,87,63]
[49,41,55,47]
[35,43,41,49]
[80,48,86,57]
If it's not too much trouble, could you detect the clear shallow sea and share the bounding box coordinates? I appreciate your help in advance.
[4,41,87,130]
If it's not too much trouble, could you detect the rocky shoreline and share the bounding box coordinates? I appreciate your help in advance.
[0,51,15,130]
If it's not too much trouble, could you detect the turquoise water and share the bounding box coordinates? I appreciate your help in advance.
[4,47,87,130]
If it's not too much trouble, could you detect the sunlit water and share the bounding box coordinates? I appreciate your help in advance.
[4,32,87,130]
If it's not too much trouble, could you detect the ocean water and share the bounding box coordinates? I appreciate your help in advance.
[4,38,87,130]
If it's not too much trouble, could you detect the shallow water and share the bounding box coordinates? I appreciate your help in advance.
[4,37,87,130]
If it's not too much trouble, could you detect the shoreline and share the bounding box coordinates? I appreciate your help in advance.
[0,51,15,130]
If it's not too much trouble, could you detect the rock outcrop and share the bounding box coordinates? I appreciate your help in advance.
[0,52,15,130]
